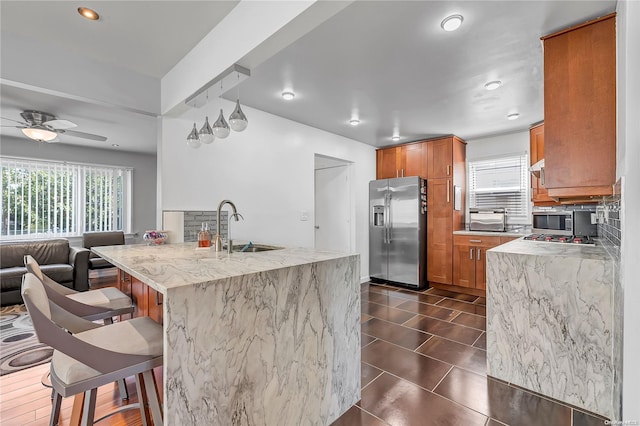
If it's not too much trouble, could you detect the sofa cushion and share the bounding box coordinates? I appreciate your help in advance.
[0,267,25,291]
[40,264,73,284]
[0,239,69,268]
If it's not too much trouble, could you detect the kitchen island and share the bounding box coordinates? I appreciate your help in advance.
[486,239,620,420]
[93,243,361,426]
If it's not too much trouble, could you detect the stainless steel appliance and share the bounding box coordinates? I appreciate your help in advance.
[469,208,506,232]
[369,177,427,288]
[532,209,597,236]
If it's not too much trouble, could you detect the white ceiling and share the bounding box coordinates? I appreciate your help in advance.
[0,1,617,154]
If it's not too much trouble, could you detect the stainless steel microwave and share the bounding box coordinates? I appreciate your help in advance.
[532,210,597,236]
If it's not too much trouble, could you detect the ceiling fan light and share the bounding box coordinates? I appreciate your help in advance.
[186,123,201,148]
[198,116,215,144]
[228,100,248,132]
[212,109,230,139]
[22,127,57,142]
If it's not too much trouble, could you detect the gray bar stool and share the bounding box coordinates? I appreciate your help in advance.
[22,273,163,426]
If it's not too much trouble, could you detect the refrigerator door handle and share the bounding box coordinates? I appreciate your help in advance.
[385,193,391,244]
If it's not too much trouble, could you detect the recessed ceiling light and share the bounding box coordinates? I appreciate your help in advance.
[111,144,120,147]
[441,14,463,32]
[78,7,99,21]
[507,113,520,120]
[485,80,502,91]
[391,135,400,142]
[281,91,295,101]
[349,119,360,126]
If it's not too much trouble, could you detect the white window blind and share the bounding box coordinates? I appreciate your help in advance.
[1,157,132,238]
[468,154,529,221]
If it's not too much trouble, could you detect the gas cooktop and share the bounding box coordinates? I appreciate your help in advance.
[523,234,596,245]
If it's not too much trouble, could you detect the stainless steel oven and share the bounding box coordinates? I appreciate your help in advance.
[532,209,597,236]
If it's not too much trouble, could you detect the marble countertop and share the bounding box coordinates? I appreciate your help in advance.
[93,242,356,294]
[489,237,609,260]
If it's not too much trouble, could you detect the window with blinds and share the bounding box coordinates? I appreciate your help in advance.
[1,157,132,238]
[468,154,529,222]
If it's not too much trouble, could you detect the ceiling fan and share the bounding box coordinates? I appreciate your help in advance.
[1,110,107,142]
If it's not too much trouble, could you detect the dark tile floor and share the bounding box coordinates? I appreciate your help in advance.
[331,282,608,426]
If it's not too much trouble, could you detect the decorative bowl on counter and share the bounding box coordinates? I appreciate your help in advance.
[143,230,168,245]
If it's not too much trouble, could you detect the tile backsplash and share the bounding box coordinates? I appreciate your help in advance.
[183,210,228,242]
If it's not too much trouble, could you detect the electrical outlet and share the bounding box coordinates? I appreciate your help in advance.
[300,211,309,221]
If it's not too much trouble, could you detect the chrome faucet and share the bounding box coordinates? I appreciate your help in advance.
[213,199,244,252]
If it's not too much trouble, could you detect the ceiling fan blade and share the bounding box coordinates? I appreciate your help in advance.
[44,119,77,130]
[62,129,108,142]
[1,116,28,126]
[1,124,26,128]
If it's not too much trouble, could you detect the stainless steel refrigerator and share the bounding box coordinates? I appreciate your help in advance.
[369,177,427,288]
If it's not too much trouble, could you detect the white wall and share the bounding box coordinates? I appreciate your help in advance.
[160,99,376,281]
[466,130,529,161]
[617,0,640,422]
[0,137,158,243]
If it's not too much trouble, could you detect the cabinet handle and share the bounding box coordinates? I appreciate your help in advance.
[396,170,399,178]
[469,239,482,243]
[477,249,481,261]
[447,164,451,176]
[401,168,404,177]
[470,248,474,260]
[156,291,163,306]
[540,167,545,186]
[447,180,450,203]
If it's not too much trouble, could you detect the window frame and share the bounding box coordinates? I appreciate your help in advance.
[467,152,530,225]
[1,156,133,239]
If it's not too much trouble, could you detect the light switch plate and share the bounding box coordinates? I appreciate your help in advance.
[300,210,309,221]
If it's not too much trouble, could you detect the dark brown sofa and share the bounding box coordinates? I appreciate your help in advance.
[0,239,89,306]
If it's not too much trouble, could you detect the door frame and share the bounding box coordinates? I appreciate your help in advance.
[314,154,355,252]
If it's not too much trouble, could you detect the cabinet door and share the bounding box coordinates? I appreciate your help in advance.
[475,247,487,290]
[529,124,557,205]
[453,242,475,288]
[402,143,427,178]
[543,15,615,197]
[427,178,452,284]
[131,276,149,318]
[376,147,399,179]
[427,138,452,179]
[148,288,163,324]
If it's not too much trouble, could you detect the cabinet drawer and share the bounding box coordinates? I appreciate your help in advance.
[453,235,501,248]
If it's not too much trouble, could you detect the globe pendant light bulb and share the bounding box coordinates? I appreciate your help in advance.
[212,109,230,139]
[198,116,215,144]
[228,100,248,132]
[186,123,201,148]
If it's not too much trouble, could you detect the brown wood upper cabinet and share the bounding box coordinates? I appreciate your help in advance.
[529,123,558,206]
[428,137,455,179]
[542,13,616,200]
[376,142,427,179]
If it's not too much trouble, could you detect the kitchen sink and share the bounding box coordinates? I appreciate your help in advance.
[230,243,283,253]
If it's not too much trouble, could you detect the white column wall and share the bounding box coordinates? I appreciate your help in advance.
[161,99,376,281]
[618,0,640,422]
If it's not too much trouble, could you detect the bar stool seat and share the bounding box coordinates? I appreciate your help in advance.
[66,287,132,311]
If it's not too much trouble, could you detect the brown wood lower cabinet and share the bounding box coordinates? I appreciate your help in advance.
[117,269,163,324]
[453,235,519,291]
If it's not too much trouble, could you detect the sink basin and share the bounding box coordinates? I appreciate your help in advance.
[230,244,283,253]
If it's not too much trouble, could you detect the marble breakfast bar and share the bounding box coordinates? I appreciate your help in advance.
[486,239,620,420]
[93,243,361,426]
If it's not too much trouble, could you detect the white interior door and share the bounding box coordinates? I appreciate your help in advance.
[314,164,350,252]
